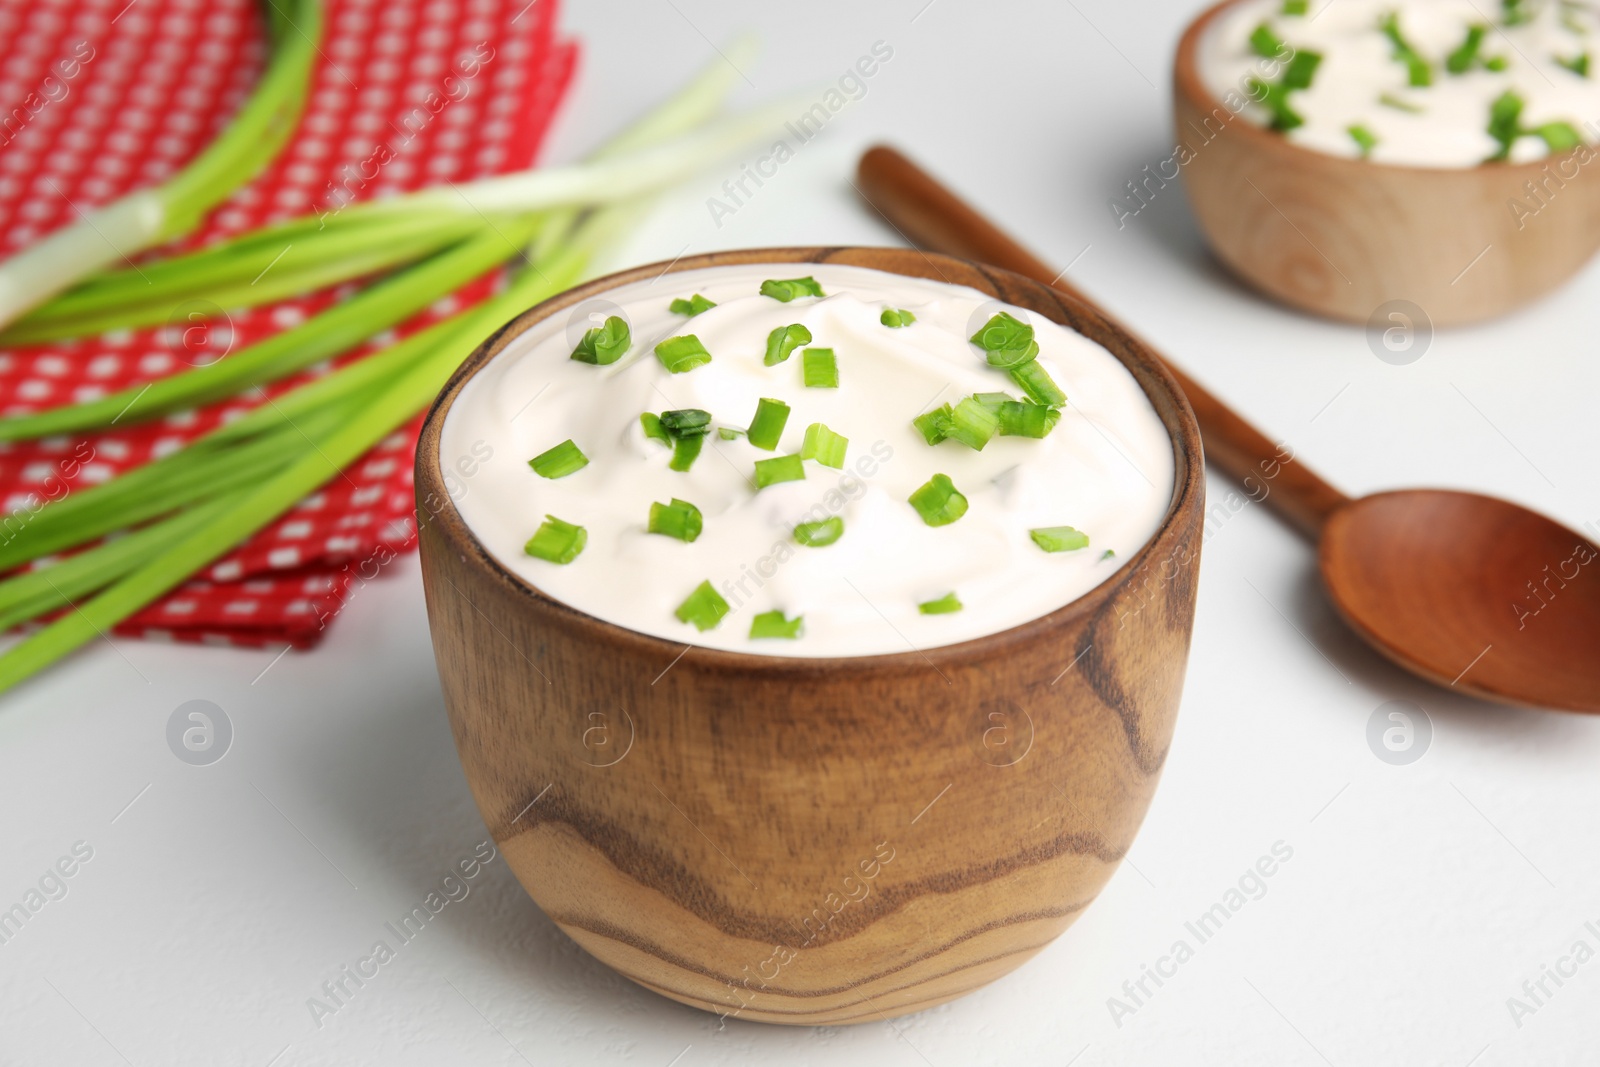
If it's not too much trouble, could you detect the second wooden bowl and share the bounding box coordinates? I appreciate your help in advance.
[416,247,1205,1025]
[1174,0,1600,326]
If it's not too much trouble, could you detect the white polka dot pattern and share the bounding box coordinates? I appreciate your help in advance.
[0,0,578,648]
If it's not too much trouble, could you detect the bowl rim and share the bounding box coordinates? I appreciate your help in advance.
[415,247,1204,678]
[1174,0,1593,178]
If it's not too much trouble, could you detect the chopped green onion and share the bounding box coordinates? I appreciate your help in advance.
[652,408,712,471]
[1102,549,1117,560]
[1488,90,1525,160]
[1502,0,1533,26]
[1282,0,1308,13]
[641,412,671,445]
[1447,25,1487,74]
[1009,360,1067,407]
[944,396,1000,451]
[908,474,968,527]
[655,334,713,373]
[918,592,963,615]
[747,398,791,451]
[1379,92,1424,113]
[660,408,712,436]
[754,454,806,488]
[528,438,589,479]
[759,276,826,302]
[675,580,730,631]
[1485,55,1509,71]
[570,315,631,365]
[1249,76,1306,131]
[1348,124,1380,157]
[969,311,1032,352]
[1533,120,1584,153]
[1030,526,1090,553]
[1250,23,1285,59]
[997,400,1060,438]
[1381,14,1433,87]
[913,404,953,445]
[986,340,1040,370]
[973,392,1013,413]
[793,516,844,547]
[670,433,705,472]
[669,294,717,316]
[1556,52,1590,77]
[749,610,803,639]
[800,422,848,468]
[880,308,916,327]
[718,427,744,440]
[764,323,812,365]
[525,516,587,564]
[802,347,839,388]
[648,497,703,542]
[1282,49,1323,90]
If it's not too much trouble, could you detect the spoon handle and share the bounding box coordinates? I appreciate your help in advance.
[855,145,1351,541]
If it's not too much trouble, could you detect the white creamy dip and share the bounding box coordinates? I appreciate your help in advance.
[439,263,1174,658]
[1200,0,1600,166]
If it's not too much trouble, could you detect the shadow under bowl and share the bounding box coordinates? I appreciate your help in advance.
[414,247,1205,1025]
[1174,0,1600,326]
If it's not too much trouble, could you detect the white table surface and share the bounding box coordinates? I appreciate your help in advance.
[4,1,1599,1064]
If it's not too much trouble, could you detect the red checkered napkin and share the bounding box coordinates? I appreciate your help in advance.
[0,0,577,648]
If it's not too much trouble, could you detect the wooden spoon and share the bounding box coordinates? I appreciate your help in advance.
[855,145,1600,713]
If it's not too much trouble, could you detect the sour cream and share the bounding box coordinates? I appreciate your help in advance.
[439,263,1173,658]
[1200,0,1600,167]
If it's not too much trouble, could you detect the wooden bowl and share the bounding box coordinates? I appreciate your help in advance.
[1174,0,1600,325]
[415,248,1205,1025]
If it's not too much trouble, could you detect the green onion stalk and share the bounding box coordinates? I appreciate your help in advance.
[0,212,486,345]
[0,41,772,346]
[0,0,322,332]
[0,47,776,692]
[0,112,786,345]
[0,209,603,691]
[0,62,799,446]
[0,215,545,441]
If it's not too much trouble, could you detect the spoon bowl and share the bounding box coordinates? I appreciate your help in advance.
[1321,490,1600,712]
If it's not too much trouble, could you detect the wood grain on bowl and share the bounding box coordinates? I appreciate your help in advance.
[416,248,1205,1024]
[1175,0,1600,326]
